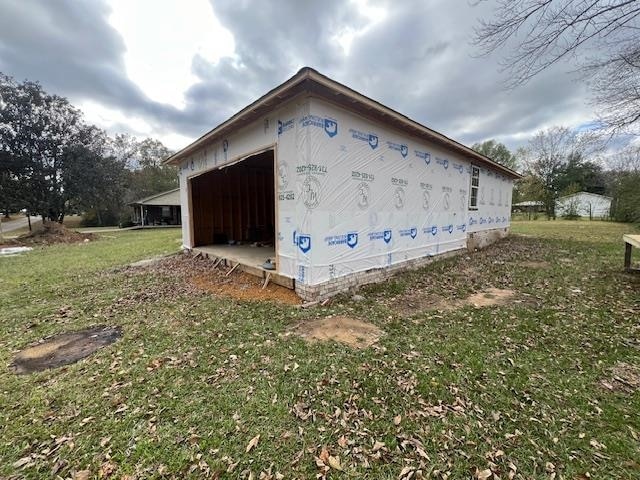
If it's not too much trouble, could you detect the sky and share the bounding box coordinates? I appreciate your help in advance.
[0,0,608,153]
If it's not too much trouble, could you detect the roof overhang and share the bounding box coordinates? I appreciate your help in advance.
[128,188,181,206]
[165,67,522,180]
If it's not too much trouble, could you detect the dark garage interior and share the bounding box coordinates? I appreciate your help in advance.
[190,150,275,247]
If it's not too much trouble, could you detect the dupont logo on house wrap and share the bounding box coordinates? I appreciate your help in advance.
[469,217,477,226]
[399,227,417,239]
[301,176,321,209]
[456,224,466,232]
[349,128,379,149]
[325,232,358,248]
[415,150,431,164]
[387,141,408,158]
[369,229,392,244]
[422,190,431,211]
[355,182,371,209]
[452,163,464,173]
[393,187,406,210]
[441,224,454,234]
[299,115,338,138]
[278,118,294,135]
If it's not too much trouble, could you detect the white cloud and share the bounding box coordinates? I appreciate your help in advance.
[107,0,235,108]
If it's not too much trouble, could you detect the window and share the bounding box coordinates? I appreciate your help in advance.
[469,166,479,209]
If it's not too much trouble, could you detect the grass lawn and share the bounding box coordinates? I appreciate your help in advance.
[0,222,639,479]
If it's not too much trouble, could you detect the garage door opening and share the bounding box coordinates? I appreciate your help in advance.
[189,149,276,271]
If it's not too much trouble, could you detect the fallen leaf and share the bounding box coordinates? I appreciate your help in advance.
[246,434,260,453]
[372,441,386,452]
[73,470,91,480]
[477,468,492,480]
[394,415,402,425]
[328,455,343,471]
[12,457,33,469]
[319,446,330,464]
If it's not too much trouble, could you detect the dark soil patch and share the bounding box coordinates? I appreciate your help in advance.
[10,325,121,374]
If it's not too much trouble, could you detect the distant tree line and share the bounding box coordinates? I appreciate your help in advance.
[472,132,640,223]
[0,73,177,227]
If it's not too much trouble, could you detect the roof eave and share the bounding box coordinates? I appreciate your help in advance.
[165,67,522,180]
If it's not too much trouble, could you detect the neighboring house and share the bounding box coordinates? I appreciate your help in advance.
[556,192,611,219]
[512,200,544,213]
[164,67,521,301]
[129,188,181,226]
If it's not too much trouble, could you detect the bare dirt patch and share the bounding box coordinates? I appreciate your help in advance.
[290,316,382,348]
[2,222,95,248]
[10,325,121,374]
[519,260,550,269]
[192,271,301,305]
[395,288,526,316]
[600,362,640,393]
[466,288,516,307]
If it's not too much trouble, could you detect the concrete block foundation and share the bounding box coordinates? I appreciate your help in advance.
[295,227,509,302]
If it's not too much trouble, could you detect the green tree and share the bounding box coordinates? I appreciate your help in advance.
[607,147,640,223]
[109,134,177,203]
[555,153,605,195]
[0,73,125,223]
[471,139,519,171]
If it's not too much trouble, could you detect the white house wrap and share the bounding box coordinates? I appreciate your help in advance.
[166,68,520,300]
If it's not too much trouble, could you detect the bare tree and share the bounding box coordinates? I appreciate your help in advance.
[521,126,602,217]
[473,0,640,133]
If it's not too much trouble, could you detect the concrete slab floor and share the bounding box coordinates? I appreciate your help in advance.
[193,244,275,269]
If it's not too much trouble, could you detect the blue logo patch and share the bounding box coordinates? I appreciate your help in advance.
[436,157,448,169]
[431,226,438,235]
[324,118,338,138]
[456,224,466,232]
[469,217,477,226]
[383,229,392,243]
[347,232,358,248]
[400,227,417,239]
[400,145,408,158]
[369,134,378,149]
[441,224,454,234]
[298,234,311,253]
[415,150,431,164]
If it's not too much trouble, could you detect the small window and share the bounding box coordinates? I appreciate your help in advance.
[469,166,479,210]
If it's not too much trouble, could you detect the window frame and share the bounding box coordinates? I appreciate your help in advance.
[469,165,480,210]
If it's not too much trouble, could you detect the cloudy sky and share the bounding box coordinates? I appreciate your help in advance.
[0,0,599,152]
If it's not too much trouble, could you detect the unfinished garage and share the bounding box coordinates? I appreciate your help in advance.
[188,149,277,272]
[167,67,521,300]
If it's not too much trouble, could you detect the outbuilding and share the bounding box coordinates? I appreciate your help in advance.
[555,191,611,219]
[165,68,521,300]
